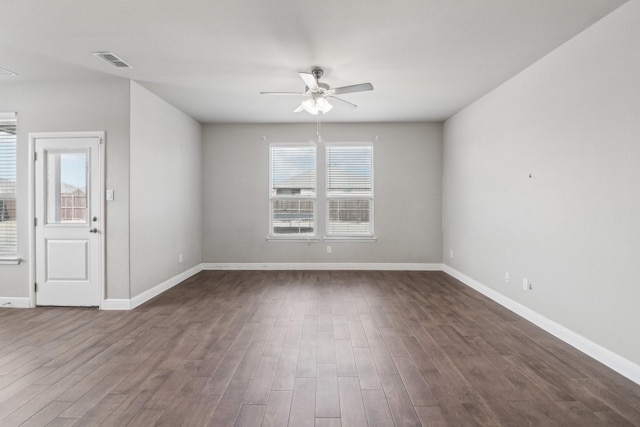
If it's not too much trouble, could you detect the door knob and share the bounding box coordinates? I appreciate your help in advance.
[89,228,98,233]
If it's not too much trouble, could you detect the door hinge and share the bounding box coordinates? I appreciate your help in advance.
[34,283,38,292]
[34,217,38,227]
[34,152,37,161]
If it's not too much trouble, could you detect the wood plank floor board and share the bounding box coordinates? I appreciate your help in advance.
[235,404,266,427]
[338,376,368,427]
[243,355,279,404]
[261,390,292,427]
[206,378,251,426]
[288,377,316,427]
[315,363,340,418]
[353,347,382,390]
[1,270,639,426]
[17,400,73,427]
[0,374,83,427]
[271,346,299,392]
[362,388,395,427]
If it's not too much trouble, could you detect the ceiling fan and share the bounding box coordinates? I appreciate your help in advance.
[260,68,374,115]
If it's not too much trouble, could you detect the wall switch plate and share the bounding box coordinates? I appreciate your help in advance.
[106,189,114,201]
[505,272,510,283]
[326,246,332,254]
[179,254,183,263]
[522,278,529,291]
[449,249,454,258]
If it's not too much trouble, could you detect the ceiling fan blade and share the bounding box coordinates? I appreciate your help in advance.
[293,104,305,113]
[328,96,357,109]
[331,83,374,95]
[260,91,307,96]
[299,72,319,90]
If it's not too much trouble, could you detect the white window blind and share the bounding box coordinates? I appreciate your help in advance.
[269,144,317,236]
[0,112,17,255]
[326,144,373,236]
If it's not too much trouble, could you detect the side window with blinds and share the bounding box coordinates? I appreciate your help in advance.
[0,113,17,255]
[269,144,317,237]
[326,144,374,236]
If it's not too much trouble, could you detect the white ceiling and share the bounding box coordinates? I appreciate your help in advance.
[0,0,627,123]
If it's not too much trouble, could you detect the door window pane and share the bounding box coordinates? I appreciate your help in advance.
[46,151,88,224]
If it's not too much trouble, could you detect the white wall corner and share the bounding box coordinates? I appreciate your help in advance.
[442,264,640,386]
[0,297,32,308]
[202,262,444,271]
[129,264,203,310]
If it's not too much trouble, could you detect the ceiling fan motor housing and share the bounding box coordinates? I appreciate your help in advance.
[311,69,324,80]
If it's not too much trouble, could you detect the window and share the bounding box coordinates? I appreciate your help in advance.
[269,144,316,237]
[0,113,17,255]
[326,144,374,237]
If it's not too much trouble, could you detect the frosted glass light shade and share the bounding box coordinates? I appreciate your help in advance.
[302,97,332,115]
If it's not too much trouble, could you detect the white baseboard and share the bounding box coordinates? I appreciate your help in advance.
[100,264,203,311]
[101,299,131,310]
[0,297,32,308]
[130,264,203,309]
[442,264,640,386]
[202,262,443,271]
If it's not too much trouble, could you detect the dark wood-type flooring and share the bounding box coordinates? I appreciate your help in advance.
[1,270,640,426]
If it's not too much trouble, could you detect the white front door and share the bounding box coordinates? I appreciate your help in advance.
[34,135,103,306]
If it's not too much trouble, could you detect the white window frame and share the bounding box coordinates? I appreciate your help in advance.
[0,112,18,261]
[325,142,374,239]
[268,143,318,240]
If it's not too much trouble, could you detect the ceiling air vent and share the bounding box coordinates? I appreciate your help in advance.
[0,67,17,76]
[93,52,133,68]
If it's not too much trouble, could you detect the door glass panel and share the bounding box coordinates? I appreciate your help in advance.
[46,151,88,224]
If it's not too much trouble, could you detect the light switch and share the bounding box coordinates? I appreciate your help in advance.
[106,189,114,201]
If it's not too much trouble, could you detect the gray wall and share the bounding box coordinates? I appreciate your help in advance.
[203,122,442,264]
[129,82,202,298]
[443,0,640,365]
[0,77,131,299]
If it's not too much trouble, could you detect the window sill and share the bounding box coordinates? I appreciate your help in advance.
[323,236,377,243]
[0,258,22,265]
[266,237,320,243]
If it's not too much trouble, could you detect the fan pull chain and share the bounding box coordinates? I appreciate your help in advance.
[317,111,322,143]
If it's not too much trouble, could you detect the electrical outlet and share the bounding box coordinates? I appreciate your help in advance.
[449,249,454,258]
[504,272,510,283]
[179,254,183,263]
[326,246,332,254]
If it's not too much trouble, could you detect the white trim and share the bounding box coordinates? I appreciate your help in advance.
[129,264,203,309]
[266,237,320,243]
[0,297,32,308]
[0,112,17,121]
[202,262,443,271]
[0,258,22,265]
[101,299,131,310]
[323,237,377,243]
[99,264,203,310]
[442,264,640,386]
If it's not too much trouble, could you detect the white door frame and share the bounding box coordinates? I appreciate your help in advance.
[28,131,106,308]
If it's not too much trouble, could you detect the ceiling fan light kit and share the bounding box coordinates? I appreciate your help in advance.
[301,97,333,115]
[260,68,373,116]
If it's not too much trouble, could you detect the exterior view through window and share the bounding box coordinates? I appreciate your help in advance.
[269,142,373,238]
[326,144,373,236]
[0,113,17,255]
[269,144,317,236]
